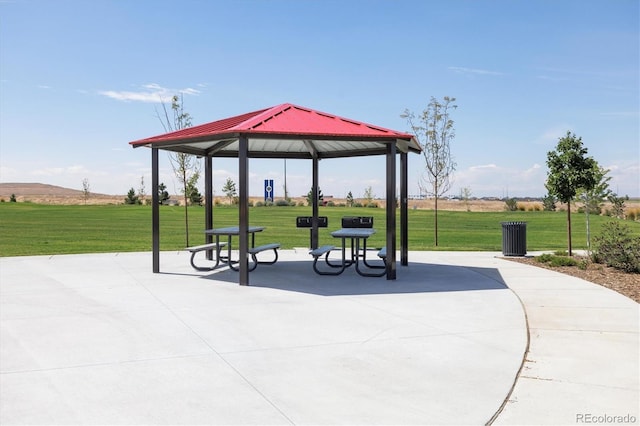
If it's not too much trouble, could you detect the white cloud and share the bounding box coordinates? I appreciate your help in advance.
[98,83,201,103]
[453,163,547,197]
[448,66,504,76]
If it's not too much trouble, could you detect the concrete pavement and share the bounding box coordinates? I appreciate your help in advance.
[0,250,637,425]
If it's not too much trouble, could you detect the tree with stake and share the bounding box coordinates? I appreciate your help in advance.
[545,131,597,256]
[156,94,199,246]
[81,178,90,205]
[402,96,457,246]
[578,164,611,252]
[222,177,237,205]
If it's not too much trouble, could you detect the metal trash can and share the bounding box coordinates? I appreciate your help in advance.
[501,221,527,256]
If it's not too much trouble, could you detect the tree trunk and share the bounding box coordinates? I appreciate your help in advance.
[183,169,189,247]
[567,201,572,256]
[434,195,439,247]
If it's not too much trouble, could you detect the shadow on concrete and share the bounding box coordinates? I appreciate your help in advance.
[200,260,508,296]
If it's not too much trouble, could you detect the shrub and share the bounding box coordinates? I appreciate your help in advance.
[535,252,578,267]
[504,198,518,211]
[275,199,290,206]
[9,194,16,202]
[353,202,363,208]
[592,221,640,273]
[542,193,556,211]
[549,256,578,267]
[254,201,264,207]
[366,202,378,208]
[536,253,555,263]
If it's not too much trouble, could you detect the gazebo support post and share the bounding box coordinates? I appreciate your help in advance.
[386,142,397,280]
[152,148,160,273]
[238,135,249,285]
[311,157,319,249]
[401,151,408,266]
[205,156,213,259]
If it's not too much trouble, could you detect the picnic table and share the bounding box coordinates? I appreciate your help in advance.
[310,227,386,277]
[187,226,279,271]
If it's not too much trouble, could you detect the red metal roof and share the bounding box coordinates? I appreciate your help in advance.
[130,103,415,145]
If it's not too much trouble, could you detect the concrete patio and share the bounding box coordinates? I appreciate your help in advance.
[1,250,637,425]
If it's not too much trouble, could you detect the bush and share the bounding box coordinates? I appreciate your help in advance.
[592,221,640,273]
[535,252,578,267]
[549,256,578,267]
[504,198,518,211]
[536,253,555,263]
[275,199,290,206]
[9,194,16,202]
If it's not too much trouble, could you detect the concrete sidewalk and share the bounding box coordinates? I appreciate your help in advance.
[0,250,637,425]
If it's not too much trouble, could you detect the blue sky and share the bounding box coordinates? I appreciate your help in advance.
[1,0,638,199]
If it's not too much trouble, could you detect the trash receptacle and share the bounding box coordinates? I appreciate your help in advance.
[501,221,527,256]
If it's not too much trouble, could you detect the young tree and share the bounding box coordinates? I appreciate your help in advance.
[460,186,472,212]
[81,178,90,205]
[137,176,146,206]
[222,177,237,205]
[306,187,323,206]
[363,186,375,206]
[402,96,457,246]
[608,193,629,219]
[578,165,611,251]
[186,173,202,206]
[542,193,556,211]
[156,94,199,246]
[124,188,140,205]
[545,131,598,256]
[158,182,170,205]
[346,191,354,207]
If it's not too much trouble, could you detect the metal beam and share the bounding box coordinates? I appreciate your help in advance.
[205,156,213,259]
[386,142,397,280]
[400,152,408,266]
[238,135,249,285]
[152,148,160,273]
[311,157,319,249]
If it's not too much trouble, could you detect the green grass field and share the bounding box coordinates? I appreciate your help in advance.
[0,203,638,257]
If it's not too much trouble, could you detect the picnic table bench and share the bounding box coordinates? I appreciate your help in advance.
[186,242,227,271]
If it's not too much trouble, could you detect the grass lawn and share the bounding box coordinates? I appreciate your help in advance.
[1,203,638,257]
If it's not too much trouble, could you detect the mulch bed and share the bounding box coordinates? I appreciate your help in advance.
[504,256,639,304]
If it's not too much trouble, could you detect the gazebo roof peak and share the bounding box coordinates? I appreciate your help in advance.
[130,103,419,151]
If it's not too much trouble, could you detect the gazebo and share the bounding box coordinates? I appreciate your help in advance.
[130,103,421,285]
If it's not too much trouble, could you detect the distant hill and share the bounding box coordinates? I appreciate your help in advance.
[0,183,121,204]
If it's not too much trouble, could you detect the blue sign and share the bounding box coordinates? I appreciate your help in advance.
[264,179,274,202]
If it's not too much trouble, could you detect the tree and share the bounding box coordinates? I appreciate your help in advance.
[158,182,170,205]
[156,94,199,246]
[346,191,354,207]
[124,188,140,205]
[306,187,323,206]
[363,186,375,206]
[186,173,202,206]
[222,177,237,205]
[578,164,611,251]
[460,186,472,212]
[81,178,90,205]
[545,131,598,256]
[137,176,146,206]
[402,96,457,246]
[542,193,556,211]
[608,193,629,219]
